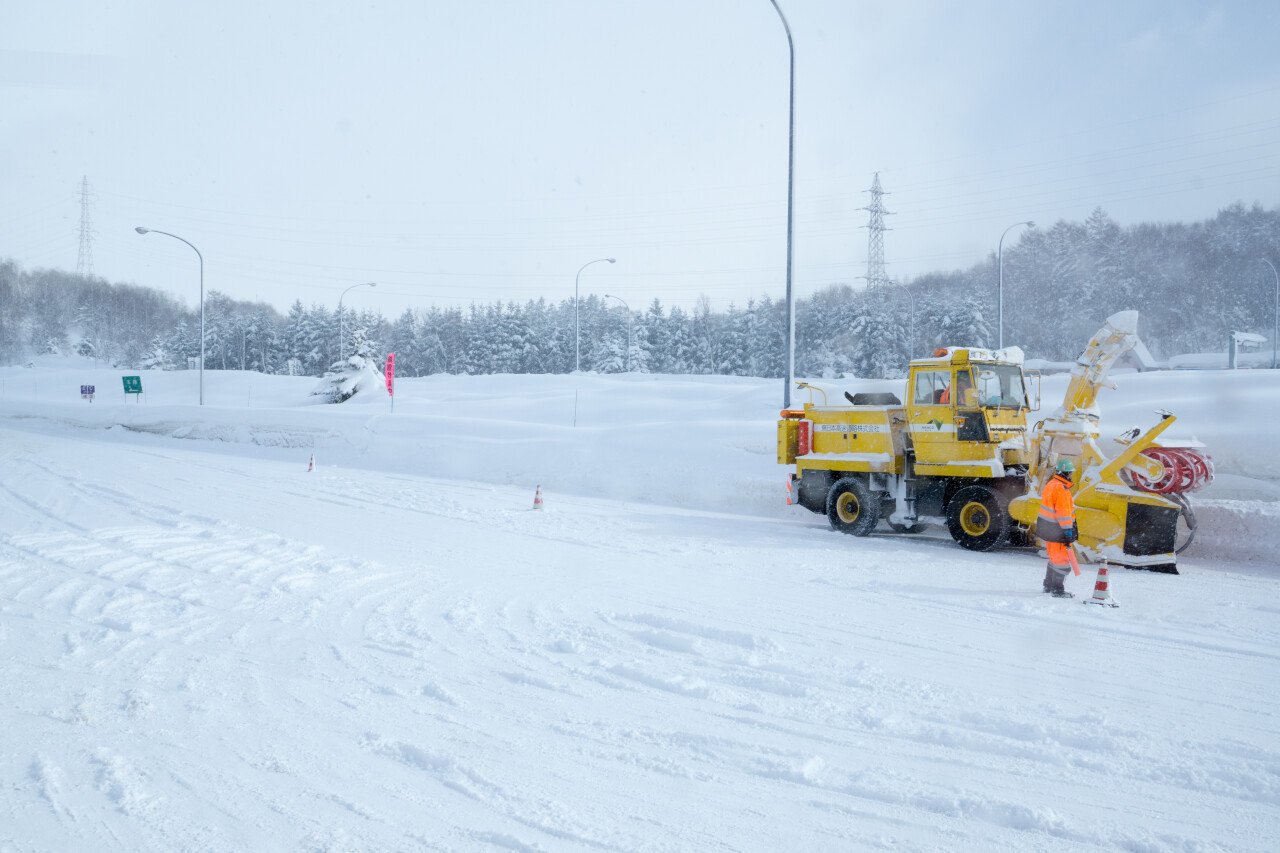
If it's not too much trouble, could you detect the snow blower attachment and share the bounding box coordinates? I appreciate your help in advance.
[1006,311,1211,573]
[778,310,1209,573]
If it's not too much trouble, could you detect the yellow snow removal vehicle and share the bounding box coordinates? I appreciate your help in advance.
[777,311,1211,572]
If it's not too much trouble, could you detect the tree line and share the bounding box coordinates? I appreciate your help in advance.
[2,203,1277,378]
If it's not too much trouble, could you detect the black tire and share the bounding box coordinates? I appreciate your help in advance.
[945,485,1009,551]
[826,477,880,536]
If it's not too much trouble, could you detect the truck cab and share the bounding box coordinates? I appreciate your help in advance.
[905,348,1031,476]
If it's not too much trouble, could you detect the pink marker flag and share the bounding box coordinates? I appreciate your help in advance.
[385,353,395,396]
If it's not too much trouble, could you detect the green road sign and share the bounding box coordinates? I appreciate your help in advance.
[122,375,143,394]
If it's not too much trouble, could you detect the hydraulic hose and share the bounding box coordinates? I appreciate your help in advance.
[1168,492,1197,555]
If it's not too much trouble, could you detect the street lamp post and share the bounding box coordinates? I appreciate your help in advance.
[997,220,1034,350]
[604,294,632,372]
[1262,259,1279,369]
[768,0,797,408]
[575,258,615,372]
[337,282,377,363]
[135,226,204,405]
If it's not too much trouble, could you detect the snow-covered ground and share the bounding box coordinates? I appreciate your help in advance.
[2,360,1277,850]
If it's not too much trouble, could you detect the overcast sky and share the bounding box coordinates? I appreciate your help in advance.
[4,0,1279,318]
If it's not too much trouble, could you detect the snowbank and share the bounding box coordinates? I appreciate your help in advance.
[1184,500,1280,566]
[2,358,1276,562]
[1168,350,1275,370]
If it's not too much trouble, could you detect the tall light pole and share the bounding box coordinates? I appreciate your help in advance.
[1262,258,1279,369]
[575,258,615,372]
[135,226,204,405]
[337,282,376,363]
[997,220,1034,350]
[604,294,632,372]
[769,0,796,407]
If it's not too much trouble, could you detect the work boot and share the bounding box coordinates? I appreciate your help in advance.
[1042,566,1056,594]
[1051,589,1074,599]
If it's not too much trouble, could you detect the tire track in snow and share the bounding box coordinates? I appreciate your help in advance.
[1,517,428,847]
[459,578,1280,851]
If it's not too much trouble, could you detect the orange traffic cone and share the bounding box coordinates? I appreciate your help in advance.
[532,485,543,510]
[1084,561,1118,607]
[786,476,793,505]
[307,454,315,472]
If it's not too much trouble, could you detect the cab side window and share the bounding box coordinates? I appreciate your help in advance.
[955,370,976,406]
[912,370,950,405]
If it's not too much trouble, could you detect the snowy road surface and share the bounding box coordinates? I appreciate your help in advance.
[2,418,1277,851]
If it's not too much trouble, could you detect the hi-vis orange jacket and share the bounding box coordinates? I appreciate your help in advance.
[1035,473,1076,543]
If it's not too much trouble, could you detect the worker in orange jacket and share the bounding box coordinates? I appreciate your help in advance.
[938,371,972,406]
[1035,458,1078,597]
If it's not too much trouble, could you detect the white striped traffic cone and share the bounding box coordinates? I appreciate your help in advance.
[307,454,315,472]
[786,476,793,505]
[532,485,543,510]
[1084,562,1118,607]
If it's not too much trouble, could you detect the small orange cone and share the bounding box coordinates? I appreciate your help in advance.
[307,454,315,472]
[785,477,793,505]
[532,485,543,510]
[1084,561,1118,607]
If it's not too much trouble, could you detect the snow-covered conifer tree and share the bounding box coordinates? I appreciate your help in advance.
[310,327,386,403]
[139,337,172,370]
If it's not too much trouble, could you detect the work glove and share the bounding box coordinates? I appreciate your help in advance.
[1062,524,1078,544]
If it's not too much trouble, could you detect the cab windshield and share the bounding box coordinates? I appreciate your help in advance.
[974,363,1028,409]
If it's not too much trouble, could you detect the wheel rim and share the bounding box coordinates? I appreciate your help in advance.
[836,492,861,523]
[959,501,990,536]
